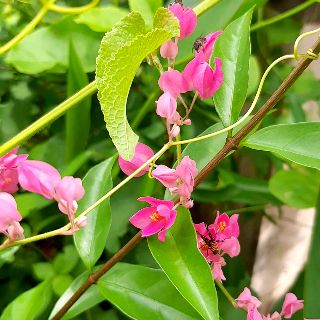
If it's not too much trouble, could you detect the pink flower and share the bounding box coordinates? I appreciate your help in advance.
[118,143,154,177]
[160,40,178,59]
[151,165,178,188]
[156,92,177,121]
[194,222,215,261]
[18,160,61,199]
[193,58,223,99]
[182,55,202,92]
[263,312,281,320]
[280,293,303,319]
[158,68,187,97]
[219,237,240,257]
[211,212,240,241]
[247,308,263,320]
[211,254,226,282]
[0,192,24,241]
[236,287,262,311]
[0,148,28,193]
[169,3,197,39]
[129,196,177,242]
[195,31,222,62]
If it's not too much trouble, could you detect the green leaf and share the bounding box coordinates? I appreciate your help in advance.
[98,263,202,320]
[128,0,156,29]
[75,6,129,32]
[96,9,179,160]
[269,169,320,209]
[15,193,50,218]
[244,123,320,169]
[66,40,91,162]
[148,207,219,320]
[1,282,52,320]
[53,245,79,275]
[50,271,104,320]
[213,10,252,127]
[6,17,101,74]
[247,55,261,97]
[74,157,116,270]
[304,188,320,317]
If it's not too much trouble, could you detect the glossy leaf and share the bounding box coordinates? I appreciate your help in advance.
[148,207,219,320]
[96,9,179,160]
[74,157,116,270]
[6,17,101,74]
[1,282,51,320]
[213,10,252,127]
[269,169,320,209]
[75,6,129,32]
[98,263,202,320]
[50,271,104,320]
[304,188,320,317]
[244,123,320,169]
[66,40,91,162]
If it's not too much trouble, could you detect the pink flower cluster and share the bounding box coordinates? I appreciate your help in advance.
[0,148,86,242]
[236,288,304,320]
[157,2,223,139]
[195,212,240,281]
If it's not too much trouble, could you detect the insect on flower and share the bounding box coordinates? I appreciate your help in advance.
[170,0,183,6]
[193,35,207,53]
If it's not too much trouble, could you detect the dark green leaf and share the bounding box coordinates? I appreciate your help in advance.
[98,263,202,320]
[66,40,91,162]
[304,187,320,317]
[74,157,116,270]
[244,123,320,169]
[148,207,219,320]
[1,282,52,320]
[269,169,320,209]
[213,10,252,127]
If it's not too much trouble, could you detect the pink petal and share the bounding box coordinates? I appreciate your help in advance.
[236,287,262,311]
[195,31,222,62]
[220,237,240,257]
[0,192,22,232]
[138,196,174,209]
[151,165,178,188]
[158,209,177,242]
[156,92,177,121]
[281,293,304,318]
[141,219,166,237]
[129,207,156,229]
[158,68,187,97]
[160,40,178,59]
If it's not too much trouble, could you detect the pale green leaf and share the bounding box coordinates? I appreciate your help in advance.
[96,9,179,159]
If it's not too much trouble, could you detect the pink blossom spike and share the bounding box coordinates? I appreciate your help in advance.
[129,197,177,242]
[160,40,178,59]
[156,92,177,121]
[151,165,178,188]
[195,31,222,62]
[18,160,61,199]
[193,58,224,99]
[158,68,187,97]
[169,3,197,39]
[236,287,262,311]
[118,143,154,177]
[280,293,303,319]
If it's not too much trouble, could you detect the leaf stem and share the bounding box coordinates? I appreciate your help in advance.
[0,0,56,55]
[215,280,237,307]
[193,0,220,16]
[0,81,97,157]
[251,0,317,32]
[40,0,100,14]
[171,55,295,146]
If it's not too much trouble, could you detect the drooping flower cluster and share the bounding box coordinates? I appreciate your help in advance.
[0,148,86,242]
[194,212,240,281]
[157,2,223,139]
[236,288,304,320]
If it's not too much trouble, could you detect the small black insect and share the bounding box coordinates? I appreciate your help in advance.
[170,0,183,5]
[192,35,207,52]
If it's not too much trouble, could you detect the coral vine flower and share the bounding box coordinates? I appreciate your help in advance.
[158,68,187,97]
[211,211,240,241]
[247,308,263,320]
[168,3,197,39]
[210,254,226,282]
[236,287,262,311]
[263,312,281,320]
[160,40,178,59]
[195,31,222,62]
[118,143,154,177]
[18,160,61,199]
[156,92,177,121]
[129,197,177,242]
[280,293,304,319]
[0,148,28,193]
[0,192,24,241]
[151,165,178,188]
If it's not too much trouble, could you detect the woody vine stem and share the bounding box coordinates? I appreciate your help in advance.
[51,36,320,320]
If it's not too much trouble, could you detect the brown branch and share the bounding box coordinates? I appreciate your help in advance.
[52,40,320,319]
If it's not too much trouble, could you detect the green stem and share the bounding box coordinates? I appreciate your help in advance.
[0,81,97,157]
[0,143,171,252]
[225,205,265,215]
[0,0,56,55]
[251,0,316,32]
[40,0,100,14]
[194,0,220,16]
[215,280,237,308]
[175,134,182,164]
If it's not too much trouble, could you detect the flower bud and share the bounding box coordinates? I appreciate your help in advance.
[158,68,187,97]
[170,125,180,138]
[156,92,177,121]
[160,40,178,59]
[151,165,178,188]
